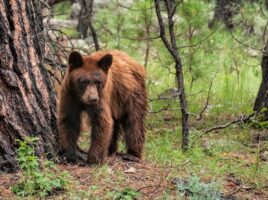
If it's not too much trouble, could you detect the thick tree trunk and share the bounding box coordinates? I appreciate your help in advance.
[254,40,268,113]
[0,0,58,172]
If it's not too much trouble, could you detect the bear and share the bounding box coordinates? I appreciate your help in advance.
[57,50,147,164]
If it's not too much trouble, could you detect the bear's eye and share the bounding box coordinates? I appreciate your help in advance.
[79,80,88,90]
[94,80,101,86]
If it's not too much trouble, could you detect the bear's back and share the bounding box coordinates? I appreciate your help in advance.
[87,50,146,119]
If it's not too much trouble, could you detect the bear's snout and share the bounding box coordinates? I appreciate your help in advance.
[82,86,99,105]
[88,95,98,104]
[83,94,99,105]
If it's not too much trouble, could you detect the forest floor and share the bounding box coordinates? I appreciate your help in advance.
[0,154,268,199]
[1,115,268,199]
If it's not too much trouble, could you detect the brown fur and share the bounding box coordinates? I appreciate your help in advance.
[57,50,147,164]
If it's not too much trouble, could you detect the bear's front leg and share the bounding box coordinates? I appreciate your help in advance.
[87,104,113,164]
[57,90,82,163]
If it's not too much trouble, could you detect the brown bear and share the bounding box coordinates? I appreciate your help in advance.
[57,50,147,164]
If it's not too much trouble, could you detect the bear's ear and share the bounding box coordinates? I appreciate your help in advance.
[97,54,113,72]
[69,51,83,71]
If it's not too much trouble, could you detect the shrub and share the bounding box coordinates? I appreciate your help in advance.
[12,137,69,197]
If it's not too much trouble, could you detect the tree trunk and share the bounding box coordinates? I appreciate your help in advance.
[254,40,268,113]
[155,0,190,151]
[0,0,58,172]
[209,0,241,29]
[77,0,100,51]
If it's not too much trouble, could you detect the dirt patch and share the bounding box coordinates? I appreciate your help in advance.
[0,156,169,199]
[0,173,18,199]
[58,155,169,199]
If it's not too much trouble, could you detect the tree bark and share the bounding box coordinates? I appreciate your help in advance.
[254,40,268,113]
[0,0,58,172]
[155,0,190,151]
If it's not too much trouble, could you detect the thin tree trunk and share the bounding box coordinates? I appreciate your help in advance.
[0,0,58,172]
[143,2,152,68]
[254,40,268,113]
[77,0,100,51]
[155,0,189,151]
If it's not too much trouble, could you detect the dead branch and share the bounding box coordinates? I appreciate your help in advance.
[197,73,217,121]
[204,112,257,133]
[43,57,67,69]
[192,111,259,144]
[47,69,62,85]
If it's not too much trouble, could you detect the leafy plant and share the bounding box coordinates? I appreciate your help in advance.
[175,175,221,200]
[112,188,140,200]
[12,136,69,197]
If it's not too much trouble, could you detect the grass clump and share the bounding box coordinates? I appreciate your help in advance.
[12,137,69,197]
[112,188,140,200]
[175,175,221,200]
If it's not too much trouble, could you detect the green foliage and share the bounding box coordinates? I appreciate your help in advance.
[61,27,80,38]
[181,0,208,29]
[251,119,268,129]
[175,175,221,200]
[145,126,268,187]
[12,137,69,197]
[112,188,140,200]
[52,1,72,20]
[250,108,268,129]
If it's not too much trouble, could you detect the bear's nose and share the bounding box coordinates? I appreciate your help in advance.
[88,96,98,104]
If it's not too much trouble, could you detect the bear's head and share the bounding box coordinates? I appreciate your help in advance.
[67,51,113,106]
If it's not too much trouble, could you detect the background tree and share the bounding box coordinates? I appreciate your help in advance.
[155,0,189,151]
[209,0,242,29]
[77,0,100,50]
[254,40,268,114]
[0,0,58,172]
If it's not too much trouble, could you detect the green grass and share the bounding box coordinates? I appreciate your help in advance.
[52,1,72,20]
[60,27,80,39]
[145,125,268,187]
